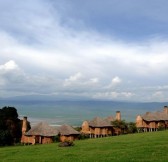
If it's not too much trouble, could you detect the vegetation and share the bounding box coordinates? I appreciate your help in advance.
[111,120,137,135]
[158,122,166,131]
[0,106,22,146]
[0,130,168,162]
[58,141,74,147]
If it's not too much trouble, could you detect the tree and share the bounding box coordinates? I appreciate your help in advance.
[0,106,18,119]
[0,130,13,146]
[111,120,128,135]
[111,120,137,134]
[127,122,137,133]
[0,106,22,146]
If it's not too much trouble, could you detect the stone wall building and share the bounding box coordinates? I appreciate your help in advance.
[136,106,168,132]
[58,124,80,142]
[21,121,58,144]
[81,111,121,138]
[21,117,80,144]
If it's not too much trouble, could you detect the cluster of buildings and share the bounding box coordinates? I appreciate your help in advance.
[21,106,168,145]
[21,117,80,144]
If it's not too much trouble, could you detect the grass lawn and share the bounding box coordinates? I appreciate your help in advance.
[0,130,168,162]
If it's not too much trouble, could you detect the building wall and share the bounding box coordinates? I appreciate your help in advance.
[136,107,168,132]
[21,135,54,144]
[60,135,78,142]
[88,127,113,136]
[21,135,35,144]
[136,115,143,128]
[81,121,90,134]
[41,137,53,144]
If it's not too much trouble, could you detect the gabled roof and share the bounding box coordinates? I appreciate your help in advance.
[25,122,59,136]
[141,111,168,121]
[58,124,80,136]
[89,117,112,127]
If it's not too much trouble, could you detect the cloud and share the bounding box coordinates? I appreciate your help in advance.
[90,78,99,83]
[152,91,163,98]
[0,1,168,101]
[0,60,26,96]
[63,73,100,94]
[104,76,122,90]
[0,60,23,82]
[0,60,18,72]
[51,0,168,40]
[111,76,122,86]
[92,91,134,100]
[64,72,83,86]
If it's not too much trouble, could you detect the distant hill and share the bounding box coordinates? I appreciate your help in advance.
[1,94,168,104]
[1,97,168,126]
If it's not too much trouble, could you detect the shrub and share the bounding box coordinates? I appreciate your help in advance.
[53,135,60,142]
[58,141,74,147]
[158,123,165,131]
[78,133,90,140]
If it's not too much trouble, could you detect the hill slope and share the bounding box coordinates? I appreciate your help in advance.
[0,131,168,162]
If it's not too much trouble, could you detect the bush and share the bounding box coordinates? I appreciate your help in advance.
[78,133,90,140]
[127,122,137,133]
[53,135,60,142]
[158,123,165,131]
[0,130,13,146]
[58,141,74,147]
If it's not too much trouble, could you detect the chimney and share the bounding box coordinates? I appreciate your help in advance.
[22,116,28,134]
[116,111,121,121]
[163,106,168,114]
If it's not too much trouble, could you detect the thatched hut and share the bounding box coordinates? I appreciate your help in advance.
[58,124,80,142]
[136,106,168,132]
[22,122,58,144]
[81,111,121,138]
[81,117,113,138]
[89,116,114,137]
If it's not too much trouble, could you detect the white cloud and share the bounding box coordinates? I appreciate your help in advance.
[90,78,99,83]
[111,76,122,86]
[92,91,134,100]
[105,76,122,89]
[0,1,168,101]
[63,73,100,93]
[0,60,26,95]
[67,72,83,82]
[151,91,164,101]
[64,72,83,86]
[0,60,18,72]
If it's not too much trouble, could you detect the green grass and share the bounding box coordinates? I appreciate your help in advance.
[0,131,168,162]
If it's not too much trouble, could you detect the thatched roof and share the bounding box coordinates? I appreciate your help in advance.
[141,111,168,121]
[89,117,112,127]
[104,116,115,126]
[58,124,80,136]
[105,116,115,123]
[25,122,59,136]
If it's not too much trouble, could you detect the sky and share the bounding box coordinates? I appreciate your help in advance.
[1,0,168,102]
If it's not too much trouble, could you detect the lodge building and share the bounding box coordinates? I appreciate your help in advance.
[81,111,121,138]
[136,106,168,132]
[20,106,168,145]
[21,117,80,144]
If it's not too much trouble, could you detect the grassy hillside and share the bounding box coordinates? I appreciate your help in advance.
[0,131,168,162]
